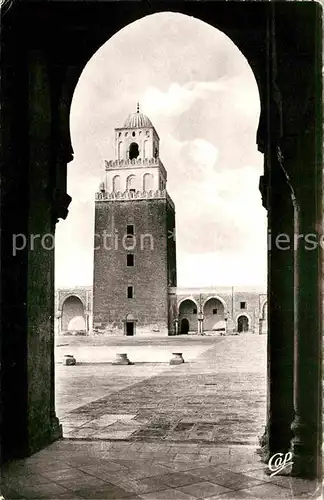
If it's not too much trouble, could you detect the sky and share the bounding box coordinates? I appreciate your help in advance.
[55,12,267,290]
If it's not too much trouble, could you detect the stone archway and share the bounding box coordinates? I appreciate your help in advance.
[1,1,322,481]
[203,297,226,333]
[178,298,198,334]
[61,295,86,334]
[237,314,249,333]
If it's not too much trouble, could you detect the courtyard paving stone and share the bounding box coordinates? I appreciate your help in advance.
[57,337,266,446]
[2,336,321,499]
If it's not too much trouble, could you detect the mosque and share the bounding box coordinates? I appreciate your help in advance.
[55,108,267,336]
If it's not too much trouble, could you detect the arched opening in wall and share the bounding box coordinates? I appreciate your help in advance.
[203,298,225,334]
[178,299,198,334]
[129,142,139,160]
[237,314,249,333]
[126,174,137,192]
[56,11,266,443]
[61,296,86,334]
[143,172,154,192]
[112,174,121,193]
[180,318,190,335]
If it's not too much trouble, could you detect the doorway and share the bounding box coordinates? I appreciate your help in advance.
[126,321,135,336]
[237,315,249,333]
[180,318,189,335]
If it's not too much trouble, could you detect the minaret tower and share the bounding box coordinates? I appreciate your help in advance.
[93,106,177,336]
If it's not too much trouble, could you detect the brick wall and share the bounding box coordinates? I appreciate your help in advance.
[93,198,174,335]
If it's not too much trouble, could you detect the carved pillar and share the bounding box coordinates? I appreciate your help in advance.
[266,152,295,459]
[258,147,295,462]
[290,138,322,478]
[258,316,262,335]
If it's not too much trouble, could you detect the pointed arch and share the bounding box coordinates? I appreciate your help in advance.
[143,172,154,192]
[112,174,121,192]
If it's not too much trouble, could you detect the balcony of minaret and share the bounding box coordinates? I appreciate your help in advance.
[105,157,167,180]
[95,186,175,209]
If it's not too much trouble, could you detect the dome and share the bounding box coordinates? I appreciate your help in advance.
[123,104,153,129]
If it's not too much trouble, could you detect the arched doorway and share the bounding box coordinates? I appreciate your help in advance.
[237,314,249,333]
[180,318,189,335]
[178,299,198,334]
[203,297,225,333]
[1,0,322,482]
[61,296,86,333]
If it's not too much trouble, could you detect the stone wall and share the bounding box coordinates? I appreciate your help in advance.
[93,197,173,335]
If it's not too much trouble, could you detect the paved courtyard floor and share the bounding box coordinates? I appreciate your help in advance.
[55,336,266,444]
[1,335,321,499]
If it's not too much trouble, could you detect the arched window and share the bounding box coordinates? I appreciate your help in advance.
[112,175,121,192]
[118,141,123,159]
[129,142,139,160]
[143,140,148,159]
[143,173,154,192]
[127,174,137,191]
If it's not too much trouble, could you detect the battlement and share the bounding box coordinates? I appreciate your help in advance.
[105,157,167,179]
[95,188,175,209]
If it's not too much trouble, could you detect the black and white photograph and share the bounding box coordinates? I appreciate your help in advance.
[0,1,323,500]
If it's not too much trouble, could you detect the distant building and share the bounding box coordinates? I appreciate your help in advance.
[55,109,267,336]
[92,105,176,336]
[55,285,266,335]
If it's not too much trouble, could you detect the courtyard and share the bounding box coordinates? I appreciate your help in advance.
[1,335,320,499]
[55,335,266,444]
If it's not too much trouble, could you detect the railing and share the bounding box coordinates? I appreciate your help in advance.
[105,157,160,168]
[105,157,167,180]
[95,189,175,209]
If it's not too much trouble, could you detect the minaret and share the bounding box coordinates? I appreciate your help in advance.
[93,106,177,336]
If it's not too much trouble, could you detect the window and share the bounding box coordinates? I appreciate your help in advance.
[127,286,133,299]
[129,142,139,160]
[127,254,134,267]
[240,301,246,309]
[129,189,135,195]
[213,308,217,314]
[132,131,135,137]
[127,225,134,235]
[193,308,197,314]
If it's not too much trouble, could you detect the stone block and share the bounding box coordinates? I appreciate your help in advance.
[170,352,184,365]
[112,353,133,365]
[62,354,76,366]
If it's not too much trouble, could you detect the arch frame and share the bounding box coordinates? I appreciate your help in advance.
[235,312,252,324]
[202,295,227,311]
[58,292,87,311]
[260,299,267,320]
[2,0,322,480]
[177,296,199,313]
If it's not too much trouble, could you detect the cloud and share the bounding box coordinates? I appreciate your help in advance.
[143,80,228,117]
[56,12,266,289]
[178,251,267,288]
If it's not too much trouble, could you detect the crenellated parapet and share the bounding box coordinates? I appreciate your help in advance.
[105,157,167,180]
[95,188,175,209]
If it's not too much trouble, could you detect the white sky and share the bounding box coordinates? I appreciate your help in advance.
[55,12,267,290]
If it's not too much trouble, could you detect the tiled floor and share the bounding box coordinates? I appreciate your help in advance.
[1,441,320,499]
[2,336,321,499]
[56,336,267,445]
